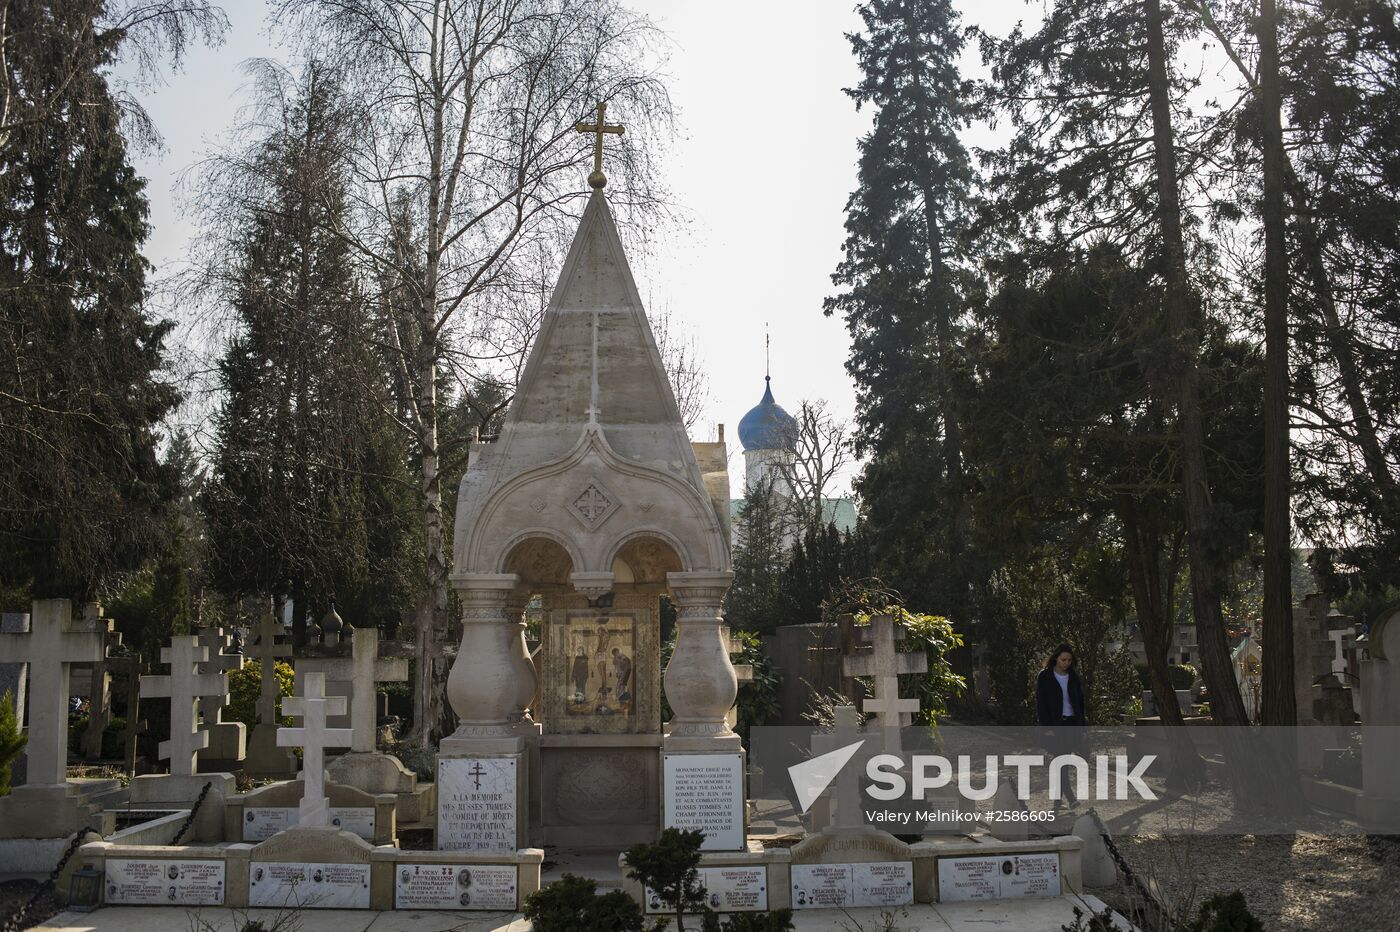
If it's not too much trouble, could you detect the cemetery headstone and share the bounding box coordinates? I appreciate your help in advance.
[140,636,228,776]
[246,605,298,777]
[278,671,354,827]
[843,614,925,754]
[0,600,109,838]
[194,625,246,767]
[80,603,117,759]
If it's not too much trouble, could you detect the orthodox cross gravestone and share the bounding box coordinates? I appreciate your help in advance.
[278,671,353,827]
[140,637,228,776]
[194,625,246,766]
[106,655,148,776]
[843,614,925,754]
[81,604,120,759]
[0,600,106,785]
[808,705,872,833]
[246,604,298,777]
[345,627,408,753]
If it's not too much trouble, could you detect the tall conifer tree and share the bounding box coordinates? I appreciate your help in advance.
[825,0,976,628]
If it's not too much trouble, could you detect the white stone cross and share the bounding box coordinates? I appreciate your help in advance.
[349,627,409,753]
[251,606,292,725]
[809,705,870,832]
[140,636,228,776]
[843,614,926,729]
[194,625,243,722]
[279,671,353,826]
[0,600,105,785]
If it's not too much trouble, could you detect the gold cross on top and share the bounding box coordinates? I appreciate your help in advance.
[574,101,624,190]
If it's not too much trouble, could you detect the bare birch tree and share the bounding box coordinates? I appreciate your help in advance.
[270,0,672,740]
[775,399,853,537]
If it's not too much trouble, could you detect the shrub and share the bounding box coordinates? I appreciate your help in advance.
[0,691,26,796]
[522,873,657,932]
[624,828,708,930]
[1186,890,1263,932]
[1168,663,1198,691]
[731,629,781,742]
[226,661,295,728]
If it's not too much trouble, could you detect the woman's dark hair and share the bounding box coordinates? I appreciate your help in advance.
[1044,643,1075,670]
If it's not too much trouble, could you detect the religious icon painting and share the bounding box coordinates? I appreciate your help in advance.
[546,609,648,733]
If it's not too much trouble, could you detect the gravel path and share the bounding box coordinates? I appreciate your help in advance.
[1106,833,1400,931]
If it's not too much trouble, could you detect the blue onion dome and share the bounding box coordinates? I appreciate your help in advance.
[738,377,798,452]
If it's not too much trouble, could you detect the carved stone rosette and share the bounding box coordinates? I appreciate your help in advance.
[663,571,738,743]
[445,573,525,738]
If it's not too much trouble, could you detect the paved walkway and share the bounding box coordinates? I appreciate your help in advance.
[33,894,1134,931]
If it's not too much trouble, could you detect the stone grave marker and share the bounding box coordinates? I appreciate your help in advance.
[106,655,148,776]
[0,600,105,785]
[279,671,353,827]
[808,705,871,833]
[80,603,118,759]
[140,636,228,776]
[194,625,246,767]
[843,614,925,753]
[246,605,298,777]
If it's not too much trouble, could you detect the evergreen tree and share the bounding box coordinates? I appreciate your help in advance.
[824,0,977,628]
[0,2,185,597]
[726,479,789,635]
[200,62,418,641]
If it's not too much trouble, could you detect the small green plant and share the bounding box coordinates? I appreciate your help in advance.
[701,910,796,932]
[0,690,26,796]
[624,828,708,931]
[1060,904,1122,931]
[1186,890,1263,932]
[522,873,658,932]
[227,661,295,727]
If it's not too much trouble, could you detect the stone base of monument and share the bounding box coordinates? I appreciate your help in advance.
[435,738,527,853]
[326,750,433,823]
[225,777,398,846]
[0,781,114,839]
[75,828,545,911]
[127,773,236,844]
[196,721,247,773]
[244,722,299,777]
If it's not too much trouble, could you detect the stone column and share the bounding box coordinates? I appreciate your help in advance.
[444,573,525,744]
[663,571,739,750]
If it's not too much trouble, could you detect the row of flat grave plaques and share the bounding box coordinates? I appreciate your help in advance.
[104,859,516,911]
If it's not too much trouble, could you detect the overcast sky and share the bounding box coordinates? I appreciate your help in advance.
[125,1,1033,498]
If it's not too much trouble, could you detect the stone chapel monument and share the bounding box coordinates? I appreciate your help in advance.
[437,104,742,852]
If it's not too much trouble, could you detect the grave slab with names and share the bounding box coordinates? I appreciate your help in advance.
[936,852,1062,902]
[248,860,371,909]
[645,865,768,914]
[790,861,914,910]
[394,863,518,910]
[105,858,226,905]
[437,757,520,852]
[662,752,746,851]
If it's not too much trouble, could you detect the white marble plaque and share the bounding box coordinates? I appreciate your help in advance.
[791,861,914,909]
[394,863,518,910]
[663,753,745,851]
[853,861,914,907]
[105,859,225,906]
[791,864,852,909]
[243,806,375,841]
[247,861,370,909]
[646,865,767,914]
[938,853,1061,902]
[438,757,519,852]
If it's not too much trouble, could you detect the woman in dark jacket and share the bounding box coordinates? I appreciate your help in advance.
[1035,643,1088,805]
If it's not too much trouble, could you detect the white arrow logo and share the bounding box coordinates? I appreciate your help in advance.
[789,740,866,813]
